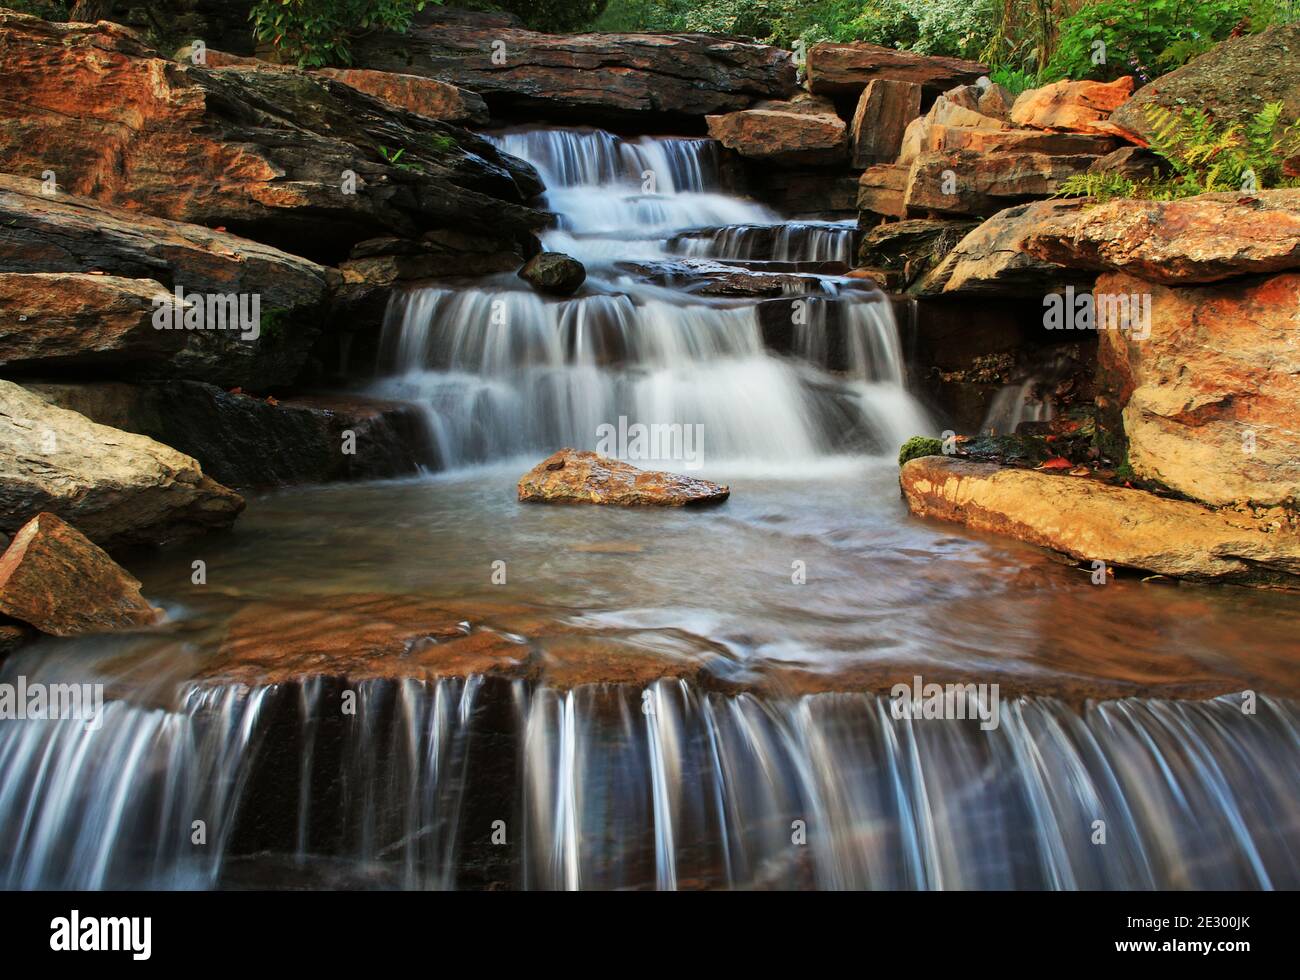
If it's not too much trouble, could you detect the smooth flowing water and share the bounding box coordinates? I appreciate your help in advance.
[1,126,1296,890]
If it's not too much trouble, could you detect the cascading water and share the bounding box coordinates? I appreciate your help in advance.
[2,123,1296,893]
[370,125,931,471]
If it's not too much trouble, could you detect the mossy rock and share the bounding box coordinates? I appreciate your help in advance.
[898,436,944,467]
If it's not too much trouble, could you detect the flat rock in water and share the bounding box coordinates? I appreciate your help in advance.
[900,456,1300,589]
[518,450,729,507]
[0,513,160,636]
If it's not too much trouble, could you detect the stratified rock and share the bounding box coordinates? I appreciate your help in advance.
[0,380,243,547]
[905,150,1101,217]
[918,200,1093,296]
[518,450,730,507]
[857,218,978,290]
[978,83,1015,120]
[925,125,1116,157]
[1021,191,1300,285]
[0,513,160,636]
[518,252,587,297]
[0,174,333,389]
[314,68,489,124]
[1010,77,1134,134]
[0,12,546,263]
[850,79,922,168]
[348,9,796,122]
[857,164,909,219]
[1097,270,1300,507]
[806,42,985,99]
[706,103,847,167]
[899,94,1012,166]
[1088,145,1167,182]
[26,381,431,489]
[1110,23,1300,144]
[900,456,1300,588]
[172,44,264,68]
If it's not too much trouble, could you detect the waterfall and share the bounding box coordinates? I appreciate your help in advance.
[3,678,1294,890]
[981,378,1055,435]
[372,125,933,472]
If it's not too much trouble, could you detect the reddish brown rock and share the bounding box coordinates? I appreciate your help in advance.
[1011,77,1135,134]
[900,456,1300,588]
[806,42,985,99]
[857,164,909,219]
[926,125,1116,157]
[904,149,1100,217]
[1021,191,1300,285]
[314,68,489,124]
[706,104,847,167]
[0,513,161,636]
[518,450,730,507]
[850,79,922,168]
[349,9,796,122]
[899,95,1012,166]
[1097,270,1300,507]
[0,12,545,263]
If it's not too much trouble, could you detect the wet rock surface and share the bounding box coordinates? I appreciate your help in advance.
[518,252,587,296]
[0,513,160,636]
[517,450,730,507]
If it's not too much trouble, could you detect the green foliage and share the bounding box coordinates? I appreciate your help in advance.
[1056,101,1300,201]
[1045,0,1265,82]
[898,435,944,467]
[987,66,1038,95]
[827,0,998,59]
[250,0,436,68]
[492,0,609,31]
[379,144,425,172]
[3,0,71,17]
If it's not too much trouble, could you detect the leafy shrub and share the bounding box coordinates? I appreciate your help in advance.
[830,0,998,60]
[1056,101,1300,201]
[1045,0,1265,82]
[492,0,609,31]
[250,0,435,68]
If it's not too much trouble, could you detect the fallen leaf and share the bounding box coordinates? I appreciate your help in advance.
[1069,466,1091,477]
[1038,457,1072,470]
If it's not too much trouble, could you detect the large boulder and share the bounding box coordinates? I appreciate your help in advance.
[806,42,985,101]
[313,68,489,124]
[518,450,730,507]
[348,9,796,123]
[1110,23,1300,144]
[850,79,922,168]
[857,164,910,219]
[0,380,244,547]
[900,456,1300,588]
[25,381,432,489]
[918,200,1095,296]
[1097,270,1300,508]
[0,174,332,389]
[1021,191,1300,285]
[904,149,1102,217]
[0,512,160,637]
[1010,77,1134,135]
[706,100,847,167]
[0,11,546,264]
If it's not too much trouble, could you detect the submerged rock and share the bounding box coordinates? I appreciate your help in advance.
[517,450,730,507]
[0,380,244,548]
[518,252,586,297]
[900,456,1300,588]
[0,513,160,636]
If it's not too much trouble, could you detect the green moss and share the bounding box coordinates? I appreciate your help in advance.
[898,436,944,467]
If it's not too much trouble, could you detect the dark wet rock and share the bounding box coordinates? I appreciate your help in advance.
[0,174,332,389]
[0,513,161,636]
[347,9,797,124]
[518,450,730,507]
[615,259,824,297]
[0,380,244,548]
[1088,145,1168,182]
[0,12,546,265]
[25,381,432,489]
[518,252,587,297]
[857,218,978,291]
